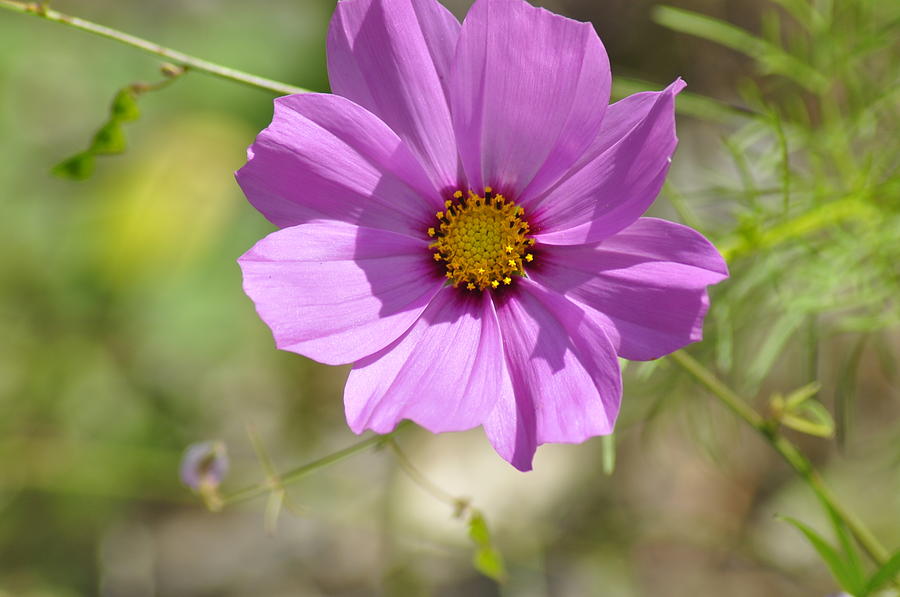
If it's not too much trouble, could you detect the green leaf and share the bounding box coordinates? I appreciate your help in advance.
[779,515,863,594]
[652,6,829,93]
[768,108,791,214]
[51,85,143,181]
[51,152,95,180]
[780,414,833,437]
[776,383,834,438]
[768,0,826,32]
[90,121,127,155]
[781,400,835,438]
[653,6,766,57]
[823,505,865,595]
[861,549,900,596]
[835,336,867,447]
[111,87,141,121]
[473,546,506,583]
[468,512,490,546]
[467,511,506,583]
[784,382,822,409]
[747,311,806,389]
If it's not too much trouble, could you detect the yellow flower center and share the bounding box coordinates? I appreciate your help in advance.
[429,187,535,291]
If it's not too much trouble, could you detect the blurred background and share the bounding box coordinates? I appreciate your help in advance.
[0,0,898,595]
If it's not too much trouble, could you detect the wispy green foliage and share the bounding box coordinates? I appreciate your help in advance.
[651,0,900,399]
[643,0,900,585]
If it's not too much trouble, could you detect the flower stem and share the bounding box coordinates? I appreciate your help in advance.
[222,422,411,506]
[0,0,309,96]
[387,438,470,514]
[668,350,890,566]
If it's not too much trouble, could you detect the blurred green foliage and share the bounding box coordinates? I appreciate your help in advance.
[0,0,898,595]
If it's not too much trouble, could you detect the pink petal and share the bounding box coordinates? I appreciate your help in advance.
[238,220,443,366]
[344,288,509,434]
[573,78,687,176]
[236,93,439,235]
[327,0,461,191]
[450,0,610,200]
[481,370,537,472]
[484,279,622,471]
[531,80,685,245]
[530,217,728,361]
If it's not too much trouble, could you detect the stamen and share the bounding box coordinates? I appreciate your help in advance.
[428,188,535,291]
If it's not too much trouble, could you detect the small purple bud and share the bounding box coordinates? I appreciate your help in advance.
[180,441,229,492]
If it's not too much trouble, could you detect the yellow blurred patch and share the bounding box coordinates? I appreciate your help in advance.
[94,114,252,285]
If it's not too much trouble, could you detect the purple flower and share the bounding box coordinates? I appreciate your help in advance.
[237,0,728,470]
[180,441,229,491]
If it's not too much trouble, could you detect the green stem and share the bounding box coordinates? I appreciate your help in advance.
[0,0,309,96]
[387,438,466,511]
[222,422,410,506]
[669,350,890,566]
